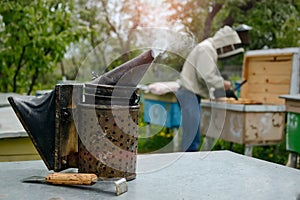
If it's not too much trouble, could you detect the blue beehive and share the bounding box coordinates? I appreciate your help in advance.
[143,98,181,128]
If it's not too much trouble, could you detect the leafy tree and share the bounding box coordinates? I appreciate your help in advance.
[165,0,210,42]
[64,0,189,82]
[165,0,247,41]
[62,0,144,81]
[166,0,300,49]
[0,0,85,94]
[232,0,300,49]
[2,0,299,93]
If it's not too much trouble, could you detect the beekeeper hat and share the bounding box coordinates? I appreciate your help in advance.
[213,26,244,59]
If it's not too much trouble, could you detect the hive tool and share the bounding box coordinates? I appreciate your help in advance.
[22,173,128,196]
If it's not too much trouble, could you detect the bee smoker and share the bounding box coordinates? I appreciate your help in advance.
[8,50,156,180]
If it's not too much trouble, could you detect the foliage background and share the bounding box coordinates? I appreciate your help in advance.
[0,0,299,165]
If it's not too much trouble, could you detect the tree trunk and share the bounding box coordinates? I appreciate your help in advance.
[222,0,258,27]
[203,3,223,40]
[13,46,26,92]
[27,67,39,95]
[60,61,65,78]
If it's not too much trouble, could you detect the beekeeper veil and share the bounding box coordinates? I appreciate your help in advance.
[212,26,244,59]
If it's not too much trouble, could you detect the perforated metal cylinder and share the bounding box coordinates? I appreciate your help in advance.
[77,104,139,180]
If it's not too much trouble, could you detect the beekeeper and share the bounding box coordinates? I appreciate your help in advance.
[176,25,244,152]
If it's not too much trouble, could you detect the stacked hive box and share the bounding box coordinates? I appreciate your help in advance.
[201,48,300,149]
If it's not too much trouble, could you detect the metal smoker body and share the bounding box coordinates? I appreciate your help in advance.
[8,50,155,180]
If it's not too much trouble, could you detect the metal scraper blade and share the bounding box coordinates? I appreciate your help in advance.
[95,178,128,196]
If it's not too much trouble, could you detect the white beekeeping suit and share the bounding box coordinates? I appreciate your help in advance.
[179,26,244,99]
[177,25,244,152]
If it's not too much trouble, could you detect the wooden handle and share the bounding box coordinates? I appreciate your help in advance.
[45,173,98,185]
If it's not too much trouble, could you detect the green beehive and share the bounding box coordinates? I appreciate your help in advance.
[287,112,300,154]
[280,95,300,155]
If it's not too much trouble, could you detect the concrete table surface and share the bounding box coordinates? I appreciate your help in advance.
[0,151,300,200]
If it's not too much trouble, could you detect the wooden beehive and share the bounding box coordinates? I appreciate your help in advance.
[240,49,298,104]
[201,48,300,145]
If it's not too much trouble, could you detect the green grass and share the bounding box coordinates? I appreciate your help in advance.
[137,123,289,165]
[137,104,290,165]
[212,139,289,165]
[137,123,174,153]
